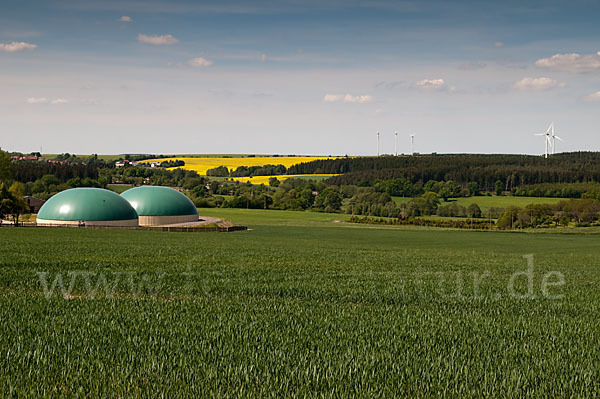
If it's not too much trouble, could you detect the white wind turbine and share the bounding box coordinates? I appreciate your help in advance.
[410,133,415,155]
[534,123,553,158]
[551,123,564,154]
[394,131,398,156]
[376,131,380,156]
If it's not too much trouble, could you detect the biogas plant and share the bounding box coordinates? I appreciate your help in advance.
[36,186,200,227]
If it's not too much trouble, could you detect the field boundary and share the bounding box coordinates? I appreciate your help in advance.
[0,223,248,233]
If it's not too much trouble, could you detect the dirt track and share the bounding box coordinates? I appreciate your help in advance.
[155,216,222,228]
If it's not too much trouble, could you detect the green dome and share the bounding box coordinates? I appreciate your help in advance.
[121,186,198,217]
[37,188,138,221]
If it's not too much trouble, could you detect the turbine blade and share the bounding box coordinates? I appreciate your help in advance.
[555,136,564,141]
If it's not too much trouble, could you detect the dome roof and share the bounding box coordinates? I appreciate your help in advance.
[37,188,138,221]
[121,186,198,217]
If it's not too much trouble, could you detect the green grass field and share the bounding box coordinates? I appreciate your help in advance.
[1,211,599,396]
[393,195,565,210]
[106,184,135,194]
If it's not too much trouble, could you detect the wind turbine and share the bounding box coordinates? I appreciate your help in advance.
[410,133,415,155]
[534,123,553,158]
[377,131,380,156]
[551,123,564,154]
[394,132,398,156]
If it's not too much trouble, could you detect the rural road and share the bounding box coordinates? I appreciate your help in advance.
[155,216,223,228]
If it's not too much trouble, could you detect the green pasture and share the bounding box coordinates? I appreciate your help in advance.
[1,211,599,396]
[393,195,565,210]
[283,175,333,182]
[106,184,135,194]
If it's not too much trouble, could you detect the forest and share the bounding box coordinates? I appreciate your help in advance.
[289,153,600,189]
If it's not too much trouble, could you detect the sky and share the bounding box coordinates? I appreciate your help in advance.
[2,0,600,156]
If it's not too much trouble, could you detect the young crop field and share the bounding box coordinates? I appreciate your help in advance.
[1,213,599,396]
[142,156,338,175]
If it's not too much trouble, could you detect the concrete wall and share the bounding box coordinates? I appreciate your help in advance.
[36,218,139,227]
[138,214,199,226]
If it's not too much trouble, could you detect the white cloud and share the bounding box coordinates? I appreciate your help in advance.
[119,16,132,22]
[415,78,445,89]
[514,77,566,91]
[584,91,600,102]
[323,94,344,102]
[323,94,374,104]
[26,97,70,105]
[188,57,213,67]
[535,51,600,73]
[494,41,504,47]
[137,34,178,45]
[414,78,456,92]
[0,42,37,52]
[26,97,48,104]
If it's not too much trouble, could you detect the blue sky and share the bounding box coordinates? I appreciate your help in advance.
[2,0,600,155]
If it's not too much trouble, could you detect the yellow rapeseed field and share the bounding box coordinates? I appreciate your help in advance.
[142,156,337,175]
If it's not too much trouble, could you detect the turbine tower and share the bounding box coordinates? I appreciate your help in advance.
[534,123,553,158]
[394,132,398,156]
[410,133,415,155]
[377,131,380,156]
[551,123,563,154]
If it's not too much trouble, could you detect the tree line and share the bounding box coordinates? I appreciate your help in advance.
[512,182,600,199]
[0,149,29,225]
[207,164,287,177]
[288,153,600,190]
[10,160,103,183]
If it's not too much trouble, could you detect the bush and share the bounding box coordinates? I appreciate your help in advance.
[206,166,230,177]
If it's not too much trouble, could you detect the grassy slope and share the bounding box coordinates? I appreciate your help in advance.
[106,184,135,194]
[1,213,599,396]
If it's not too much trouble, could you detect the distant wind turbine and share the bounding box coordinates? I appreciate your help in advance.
[394,132,398,156]
[551,123,564,154]
[377,131,380,156]
[534,123,553,158]
[410,133,415,155]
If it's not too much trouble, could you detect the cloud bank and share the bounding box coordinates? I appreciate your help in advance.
[188,57,213,67]
[415,78,446,89]
[26,97,69,105]
[323,94,374,104]
[584,91,600,102]
[535,51,600,73]
[414,78,455,92]
[514,77,566,91]
[138,34,179,45]
[0,42,37,52]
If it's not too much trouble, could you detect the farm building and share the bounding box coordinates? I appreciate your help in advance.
[121,186,198,226]
[36,188,139,227]
[24,196,45,213]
